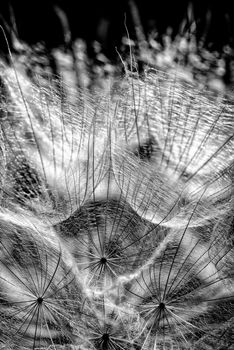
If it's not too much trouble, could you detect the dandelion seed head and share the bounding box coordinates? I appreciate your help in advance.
[0,38,234,350]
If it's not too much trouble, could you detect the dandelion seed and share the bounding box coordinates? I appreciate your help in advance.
[0,64,109,224]
[57,196,170,293]
[111,70,234,228]
[0,211,84,349]
[81,295,137,350]
[122,222,234,349]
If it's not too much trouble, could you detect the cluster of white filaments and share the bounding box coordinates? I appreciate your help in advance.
[0,62,233,349]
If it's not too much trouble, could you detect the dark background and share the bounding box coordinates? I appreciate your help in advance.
[0,0,233,58]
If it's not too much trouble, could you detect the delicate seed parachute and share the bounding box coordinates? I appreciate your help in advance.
[121,222,234,349]
[0,65,110,224]
[80,295,138,349]
[0,209,85,348]
[111,71,234,228]
[57,197,169,293]
[0,56,234,350]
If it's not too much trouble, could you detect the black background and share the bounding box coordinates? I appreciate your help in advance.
[0,0,233,58]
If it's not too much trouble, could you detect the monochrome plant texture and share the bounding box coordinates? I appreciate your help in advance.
[0,42,234,350]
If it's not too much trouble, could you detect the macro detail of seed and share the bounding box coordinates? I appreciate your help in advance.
[0,210,84,348]
[0,46,234,350]
[111,72,234,228]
